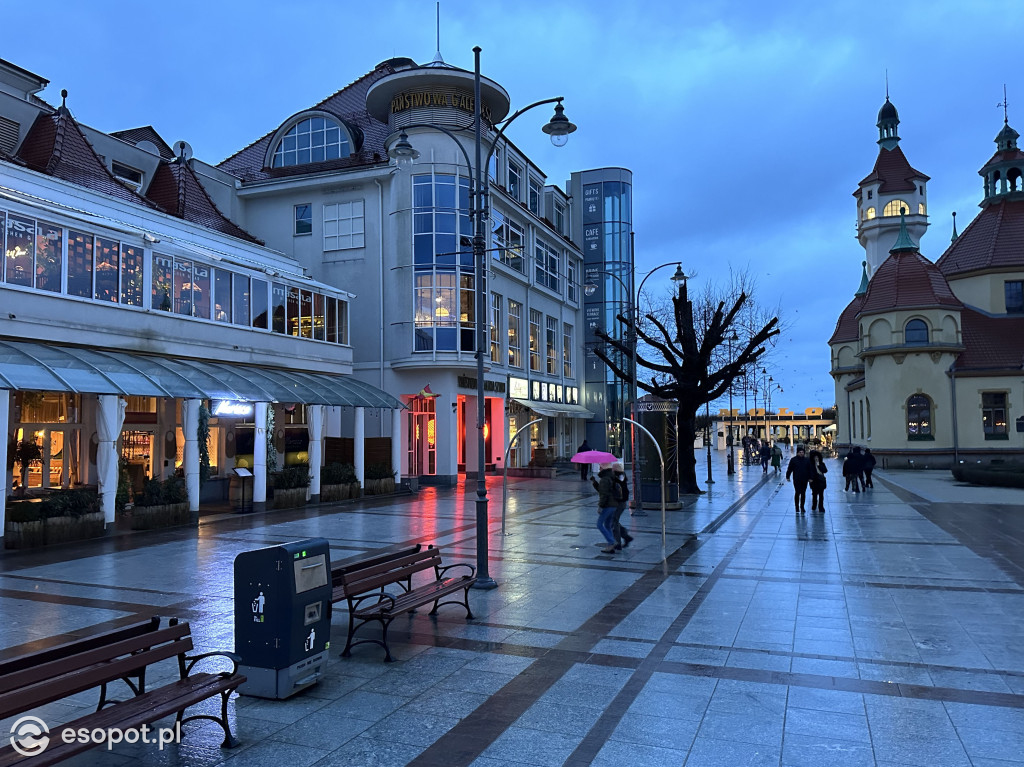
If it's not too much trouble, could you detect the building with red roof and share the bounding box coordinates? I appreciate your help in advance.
[830,100,1024,466]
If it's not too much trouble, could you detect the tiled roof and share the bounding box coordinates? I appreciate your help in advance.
[16,110,158,209]
[110,126,177,159]
[956,307,1024,371]
[828,294,864,344]
[218,62,397,182]
[859,250,962,314]
[936,198,1024,277]
[857,145,929,193]
[146,160,262,244]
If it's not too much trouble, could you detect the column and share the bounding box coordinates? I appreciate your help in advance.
[181,399,201,519]
[41,429,51,490]
[253,402,267,512]
[96,395,126,527]
[0,390,8,540]
[391,408,402,482]
[354,406,365,487]
[307,405,325,503]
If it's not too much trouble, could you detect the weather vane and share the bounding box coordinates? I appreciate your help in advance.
[998,84,1009,124]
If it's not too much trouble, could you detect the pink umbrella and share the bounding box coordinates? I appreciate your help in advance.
[570,450,619,464]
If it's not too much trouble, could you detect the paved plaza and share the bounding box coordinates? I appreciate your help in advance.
[2,454,1023,766]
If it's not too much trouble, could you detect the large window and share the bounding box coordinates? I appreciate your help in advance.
[3,214,62,292]
[546,317,558,374]
[907,394,932,440]
[529,309,542,371]
[554,201,565,234]
[883,199,911,217]
[528,178,541,215]
[323,200,364,251]
[1006,280,1024,314]
[535,239,560,293]
[904,319,929,344]
[412,173,475,352]
[566,260,578,303]
[491,209,525,271]
[490,292,502,363]
[982,392,1008,439]
[271,117,351,168]
[508,299,522,368]
[507,161,523,201]
[563,323,574,377]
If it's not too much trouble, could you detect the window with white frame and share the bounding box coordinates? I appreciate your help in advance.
[546,316,558,374]
[535,239,560,293]
[294,204,312,235]
[508,299,523,368]
[553,200,565,234]
[272,116,351,167]
[529,309,542,371]
[491,209,525,272]
[490,292,503,363]
[528,178,541,215]
[323,200,364,251]
[566,259,578,303]
[563,323,573,377]
[508,160,523,201]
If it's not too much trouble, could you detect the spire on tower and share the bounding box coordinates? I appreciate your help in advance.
[951,211,958,243]
[890,209,919,253]
[855,261,869,296]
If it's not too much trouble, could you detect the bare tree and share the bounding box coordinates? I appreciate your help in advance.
[594,277,780,494]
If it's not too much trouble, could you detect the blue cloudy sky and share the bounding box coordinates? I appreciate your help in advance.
[9,0,1023,411]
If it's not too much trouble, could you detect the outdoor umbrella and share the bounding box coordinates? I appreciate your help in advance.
[570,450,619,464]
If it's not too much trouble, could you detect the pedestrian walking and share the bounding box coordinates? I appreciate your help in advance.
[786,445,813,513]
[862,448,876,488]
[771,443,784,475]
[809,449,828,512]
[592,462,618,553]
[577,439,591,480]
[610,462,634,550]
[843,446,865,492]
[759,442,772,474]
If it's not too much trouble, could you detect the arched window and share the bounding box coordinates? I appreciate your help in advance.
[883,199,911,217]
[904,319,928,344]
[271,117,351,168]
[864,207,876,220]
[918,202,926,215]
[907,394,933,439]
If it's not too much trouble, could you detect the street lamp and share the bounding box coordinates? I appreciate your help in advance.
[390,47,576,590]
[585,261,684,515]
[727,330,738,475]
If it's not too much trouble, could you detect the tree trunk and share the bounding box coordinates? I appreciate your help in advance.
[677,410,703,494]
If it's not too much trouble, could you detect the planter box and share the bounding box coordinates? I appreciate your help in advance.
[273,487,308,510]
[320,483,361,502]
[363,478,396,496]
[5,512,105,549]
[131,502,191,530]
[506,467,556,479]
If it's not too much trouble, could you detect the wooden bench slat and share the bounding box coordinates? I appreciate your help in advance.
[0,618,160,675]
[353,576,473,618]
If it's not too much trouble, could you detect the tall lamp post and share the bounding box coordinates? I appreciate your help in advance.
[586,262,684,515]
[727,330,738,475]
[390,46,576,589]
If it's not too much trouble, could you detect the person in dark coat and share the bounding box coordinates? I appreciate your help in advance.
[577,439,592,480]
[759,442,772,474]
[843,446,864,492]
[592,463,618,553]
[809,450,828,512]
[862,448,876,488]
[610,462,634,550]
[786,445,813,513]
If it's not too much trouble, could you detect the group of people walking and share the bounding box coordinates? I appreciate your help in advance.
[842,446,876,492]
[591,462,633,554]
[785,445,829,513]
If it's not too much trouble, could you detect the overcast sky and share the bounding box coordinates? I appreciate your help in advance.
[10,0,1023,411]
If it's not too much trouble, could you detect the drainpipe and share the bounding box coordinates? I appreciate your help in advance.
[375,178,386,428]
[948,360,959,465]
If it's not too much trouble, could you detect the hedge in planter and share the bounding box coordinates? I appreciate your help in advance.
[272,465,310,509]
[4,489,104,549]
[320,462,361,502]
[131,477,191,530]
[951,464,1024,489]
[363,463,397,496]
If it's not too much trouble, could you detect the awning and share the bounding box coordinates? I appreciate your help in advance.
[0,340,402,409]
[511,398,594,419]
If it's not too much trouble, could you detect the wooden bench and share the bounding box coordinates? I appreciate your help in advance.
[329,543,422,603]
[337,545,475,662]
[0,618,244,766]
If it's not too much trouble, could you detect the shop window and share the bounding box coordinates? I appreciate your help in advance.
[294,204,312,235]
[982,392,1008,439]
[904,319,928,345]
[907,394,933,440]
[271,282,286,334]
[93,237,120,303]
[233,274,250,325]
[120,246,144,306]
[68,230,93,298]
[4,214,34,287]
[251,278,269,329]
[313,292,325,340]
[152,253,172,311]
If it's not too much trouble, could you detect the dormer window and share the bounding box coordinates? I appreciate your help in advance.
[882,199,911,217]
[271,117,351,168]
[112,161,143,191]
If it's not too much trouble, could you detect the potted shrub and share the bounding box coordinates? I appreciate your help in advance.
[13,439,42,498]
[364,463,396,496]
[272,465,310,509]
[131,476,190,530]
[5,489,104,549]
[320,462,360,502]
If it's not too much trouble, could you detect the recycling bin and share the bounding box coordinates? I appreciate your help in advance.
[234,538,332,699]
